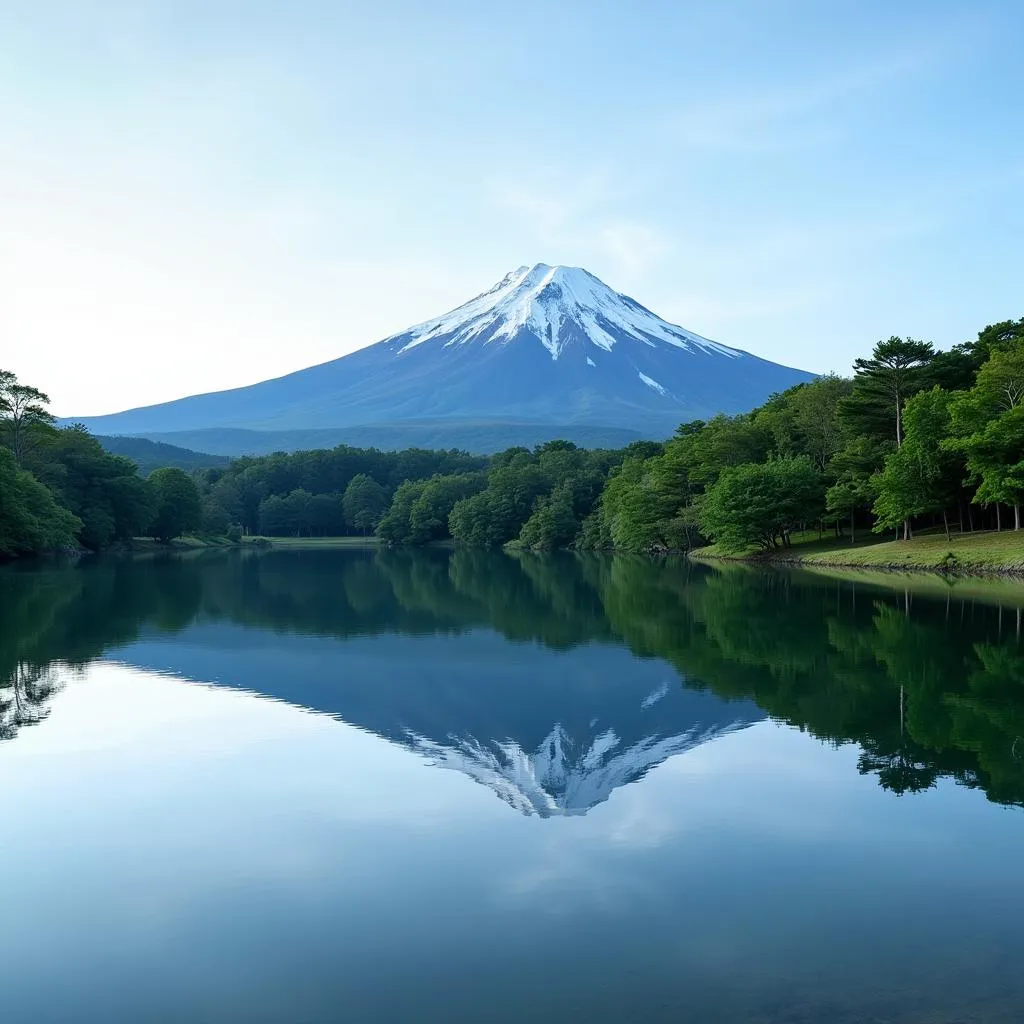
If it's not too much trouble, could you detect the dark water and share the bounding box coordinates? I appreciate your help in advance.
[3,548,1024,1023]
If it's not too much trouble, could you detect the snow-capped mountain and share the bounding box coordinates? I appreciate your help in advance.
[69,264,813,451]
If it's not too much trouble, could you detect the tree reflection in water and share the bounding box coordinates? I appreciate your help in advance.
[2,549,1024,807]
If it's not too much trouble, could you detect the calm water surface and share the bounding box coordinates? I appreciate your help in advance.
[3,548,1024,1023]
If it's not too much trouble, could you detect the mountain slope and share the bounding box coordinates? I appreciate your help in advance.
[69,264,813,443]
[133,422,648,456]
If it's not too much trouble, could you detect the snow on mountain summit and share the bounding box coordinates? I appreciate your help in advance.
[396,262,741,360]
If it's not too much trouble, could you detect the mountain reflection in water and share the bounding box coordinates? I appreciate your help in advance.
[3,547,1024,812]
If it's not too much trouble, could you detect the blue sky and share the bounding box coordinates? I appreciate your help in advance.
[2,0,1022,415]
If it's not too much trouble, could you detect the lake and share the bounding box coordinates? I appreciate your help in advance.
[3,547,1024,1023]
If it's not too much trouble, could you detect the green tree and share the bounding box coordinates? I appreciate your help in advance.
[343,474,388,534]
[952,407,1024,530]
[376,480,427,544]
[408,473,483,544]
[788,375,851,471]
[947,342,1024,529]
[448,491,503,547]
[873,388,962,538]
[665,414,770,486]
[598,456,675,552]
[307,493,345,536]
[966,316,1024,365]
[0,371,55,466]
[210,467,267,535]
[825,476,875,544]
[824,435,887,542]
[699,457,824,552]
[282,488,314,535]
[30,426,154,548]
[517,482,578,550]
[0,448,81,557]
[257,494,291,535]
[201,495,231,536]
[972,341,1024,413]
[147,468,202,542]
[841,337,936,447]
[447,454,550,548]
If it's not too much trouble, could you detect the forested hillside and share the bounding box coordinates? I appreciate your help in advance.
[370,317,1024,552]
[191,446,488,538]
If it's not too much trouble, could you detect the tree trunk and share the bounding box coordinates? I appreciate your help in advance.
[943,509,950,541]
[967,503,974,532]
[850,511,855,545]
[1016,504,1021,531]
[997,503,1003,532]
[11,419,24,466]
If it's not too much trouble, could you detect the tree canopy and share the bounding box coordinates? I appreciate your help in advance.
[147,468,203,543]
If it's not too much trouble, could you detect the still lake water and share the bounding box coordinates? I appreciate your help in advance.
[3,547,1024,1023]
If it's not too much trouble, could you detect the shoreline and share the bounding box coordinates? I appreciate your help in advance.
[688,543,1024,581]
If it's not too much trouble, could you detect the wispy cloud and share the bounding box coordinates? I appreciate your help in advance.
[664,35,961,153]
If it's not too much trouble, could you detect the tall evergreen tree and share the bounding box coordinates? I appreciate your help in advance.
[841,337,936,447]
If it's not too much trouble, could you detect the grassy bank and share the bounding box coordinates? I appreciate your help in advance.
[691,528,1024,575]
[242,535,380,549]
[129,535,236,552]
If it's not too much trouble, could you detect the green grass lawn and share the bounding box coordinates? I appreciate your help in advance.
[692,527,1024,573]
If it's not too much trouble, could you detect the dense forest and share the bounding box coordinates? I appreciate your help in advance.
[373,316,1024,552]
[0,369,485,558]
[0,370,206,557]
[192,446,487,538]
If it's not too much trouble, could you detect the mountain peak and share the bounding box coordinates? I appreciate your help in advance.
[396,261,736,361]
[484,263,597,299]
